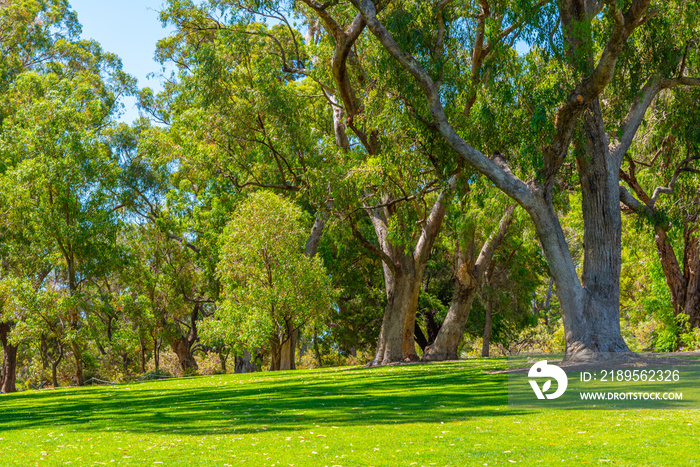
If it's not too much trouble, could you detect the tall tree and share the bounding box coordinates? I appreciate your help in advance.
[620,87,700,329]
[0,51,134,383]
[424,198,516,361]
[347,0,700,360]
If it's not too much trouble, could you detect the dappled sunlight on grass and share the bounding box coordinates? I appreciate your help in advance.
[1,359,698,466]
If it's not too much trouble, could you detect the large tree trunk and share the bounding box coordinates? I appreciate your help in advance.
[371,256,418,365]
[401,263,423,362]
[563,100,629,359]
[269,335,282,371]
[423,205,514,361]
[425,282,478,361]
[0,322,18,393]
[171,337,198,371]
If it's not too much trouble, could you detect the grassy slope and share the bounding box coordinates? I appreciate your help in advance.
[0,359,698,466]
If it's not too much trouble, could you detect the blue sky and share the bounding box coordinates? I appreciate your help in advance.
[69,1,173,123]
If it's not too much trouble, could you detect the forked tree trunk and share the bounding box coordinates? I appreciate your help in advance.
[171,337,198,371]
[47,339,63,388]
[372,255,420,365]
[368,179,456,366]
[219,349,229,373]
[423,205,514,361]
[0,322,18,393]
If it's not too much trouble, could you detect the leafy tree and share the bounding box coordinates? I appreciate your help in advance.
[424,185,517,361]
[345,0,700,360]
[620,87,700,330]
[215,191,333,370]
[0,47,134,384]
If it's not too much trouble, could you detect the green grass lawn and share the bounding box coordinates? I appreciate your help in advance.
[1,359,698,466]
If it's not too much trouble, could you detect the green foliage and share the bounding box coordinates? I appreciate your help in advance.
[213,191,333,351]
[640,263,678,352]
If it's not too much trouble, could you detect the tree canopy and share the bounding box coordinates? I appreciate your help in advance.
[0,0,699,392]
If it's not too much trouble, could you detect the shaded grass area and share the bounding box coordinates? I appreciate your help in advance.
[0,359,698,466]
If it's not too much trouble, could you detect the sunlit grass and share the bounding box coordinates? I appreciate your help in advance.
[1,359,698,466]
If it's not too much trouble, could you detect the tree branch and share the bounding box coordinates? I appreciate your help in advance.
[544,0,652,188]
[350,221,396,272]
[350,0,536,210]
[414,175,457,265]
[474,204,516,278]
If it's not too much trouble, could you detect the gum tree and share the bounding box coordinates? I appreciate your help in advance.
[216,191,333,370]
[157,0,459,364]
[0,54,133,384]
[619,87,700,328]
[346,0,699,359]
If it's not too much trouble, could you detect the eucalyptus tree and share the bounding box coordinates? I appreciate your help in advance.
[157,0,460,365]
[423,186,517,361]
[118,220,211,373]
[478,223,543,356]
[216,191,333,370]
[0,46,134,384]
[0,224,53,392]
[0,0,83,392]
[619,87,700,329]
[115,119,225,373]
[344,0,700,359]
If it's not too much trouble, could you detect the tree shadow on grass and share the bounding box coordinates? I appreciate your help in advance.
[0,361,528,435]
